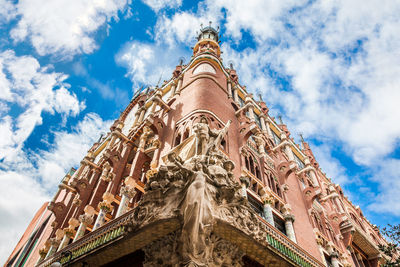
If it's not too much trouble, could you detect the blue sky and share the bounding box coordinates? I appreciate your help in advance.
[1,0,400,262]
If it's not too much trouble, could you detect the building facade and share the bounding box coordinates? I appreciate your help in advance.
[6,26,388,267]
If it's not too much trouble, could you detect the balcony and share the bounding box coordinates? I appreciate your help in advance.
[38,203,324,267]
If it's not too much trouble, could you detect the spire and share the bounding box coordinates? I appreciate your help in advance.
[193,21,221,58]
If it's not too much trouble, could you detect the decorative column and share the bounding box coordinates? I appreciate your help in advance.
[150,139,161,169]
[169,81,177,99]
[335,197,345,213]
[105,132,118,152]
[37,240,51,263]
[260,115,267,133]
[137,106,146,125]
[282,204,297,243]
[93,192,114,230]
[45,229,63,259]
[304,158,318,186]
[132,107,142,127]
[284,214,297,243]
[149,90,162,116]
[261,193,275,226]
[227,81,232,99]
[57,218,80,251]
[175,77,183,95]
[239,175,250,199]
[265,120,273,139]
[233,86,239,104]
[253,133,266,157]
[115,177,137,217]
[73,205,95,242]
[138,126,152,152]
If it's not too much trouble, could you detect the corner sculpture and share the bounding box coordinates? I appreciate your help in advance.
[125,117,287,266]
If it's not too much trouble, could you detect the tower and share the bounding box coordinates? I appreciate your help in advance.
[6,25,388,267]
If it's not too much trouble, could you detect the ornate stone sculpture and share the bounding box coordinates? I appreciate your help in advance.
[127,118,275,266]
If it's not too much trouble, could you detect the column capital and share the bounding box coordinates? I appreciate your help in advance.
[68,217,80,229]
[79,213,94,225]
[284,213,295,222]
[84,205,96,216]
[261,193,275,205]
[64,227,76,238]
[98,201,113,213]
[49,237,61,247]
[120,185,137,199]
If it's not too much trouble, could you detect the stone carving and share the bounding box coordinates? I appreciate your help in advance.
[126,118,295,266]
[142,232,244,267]
[100,162,114,182]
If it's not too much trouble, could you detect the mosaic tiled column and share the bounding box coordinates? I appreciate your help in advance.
[57,218,79,251]
[93,192,114,230]
[261,193,275,226]
[45,231,63,259]
[282,205,297,243]
[73,205,95,242]
[37,240,50,263]
[284,214,297,243]
[115,182,137,218]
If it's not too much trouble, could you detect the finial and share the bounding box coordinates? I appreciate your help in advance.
[258,93,263,102]
[209,21,212,27]
[299,133,305,143]
[200,23,203,29]
[156,71,164,88]
[230,63,234,69]
[278,115,283,124]
[217,26,220,32]
[97,132,105,143]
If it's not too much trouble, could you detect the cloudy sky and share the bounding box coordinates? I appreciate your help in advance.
[1,0,400,262]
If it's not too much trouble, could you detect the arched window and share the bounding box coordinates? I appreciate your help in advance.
[221,138,226,150]
[255,166,261,180]
[174,133,181,146]
[276,186,281,198]
[182,128,189,141]
[249,156,255,174]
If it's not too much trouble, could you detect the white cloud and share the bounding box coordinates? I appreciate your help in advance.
[0,50,85,162]
[10,0,131,57]
[0,113,112,263]
[142,0,182,12]
[37,113,112,189]
[154,9,221,46]
[367,159,400,216]
[150,0,400,217]
[116,40,189,86]
[0,171,49,264]
[0,0,17,23]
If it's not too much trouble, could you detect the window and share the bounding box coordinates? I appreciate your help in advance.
[174,133,181,146]
[182,128,189,141]
[272,130,281,145]
[248,195,263,217]
[273,215,287,235]
[238,97,245,107]
[294,154,305,169]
